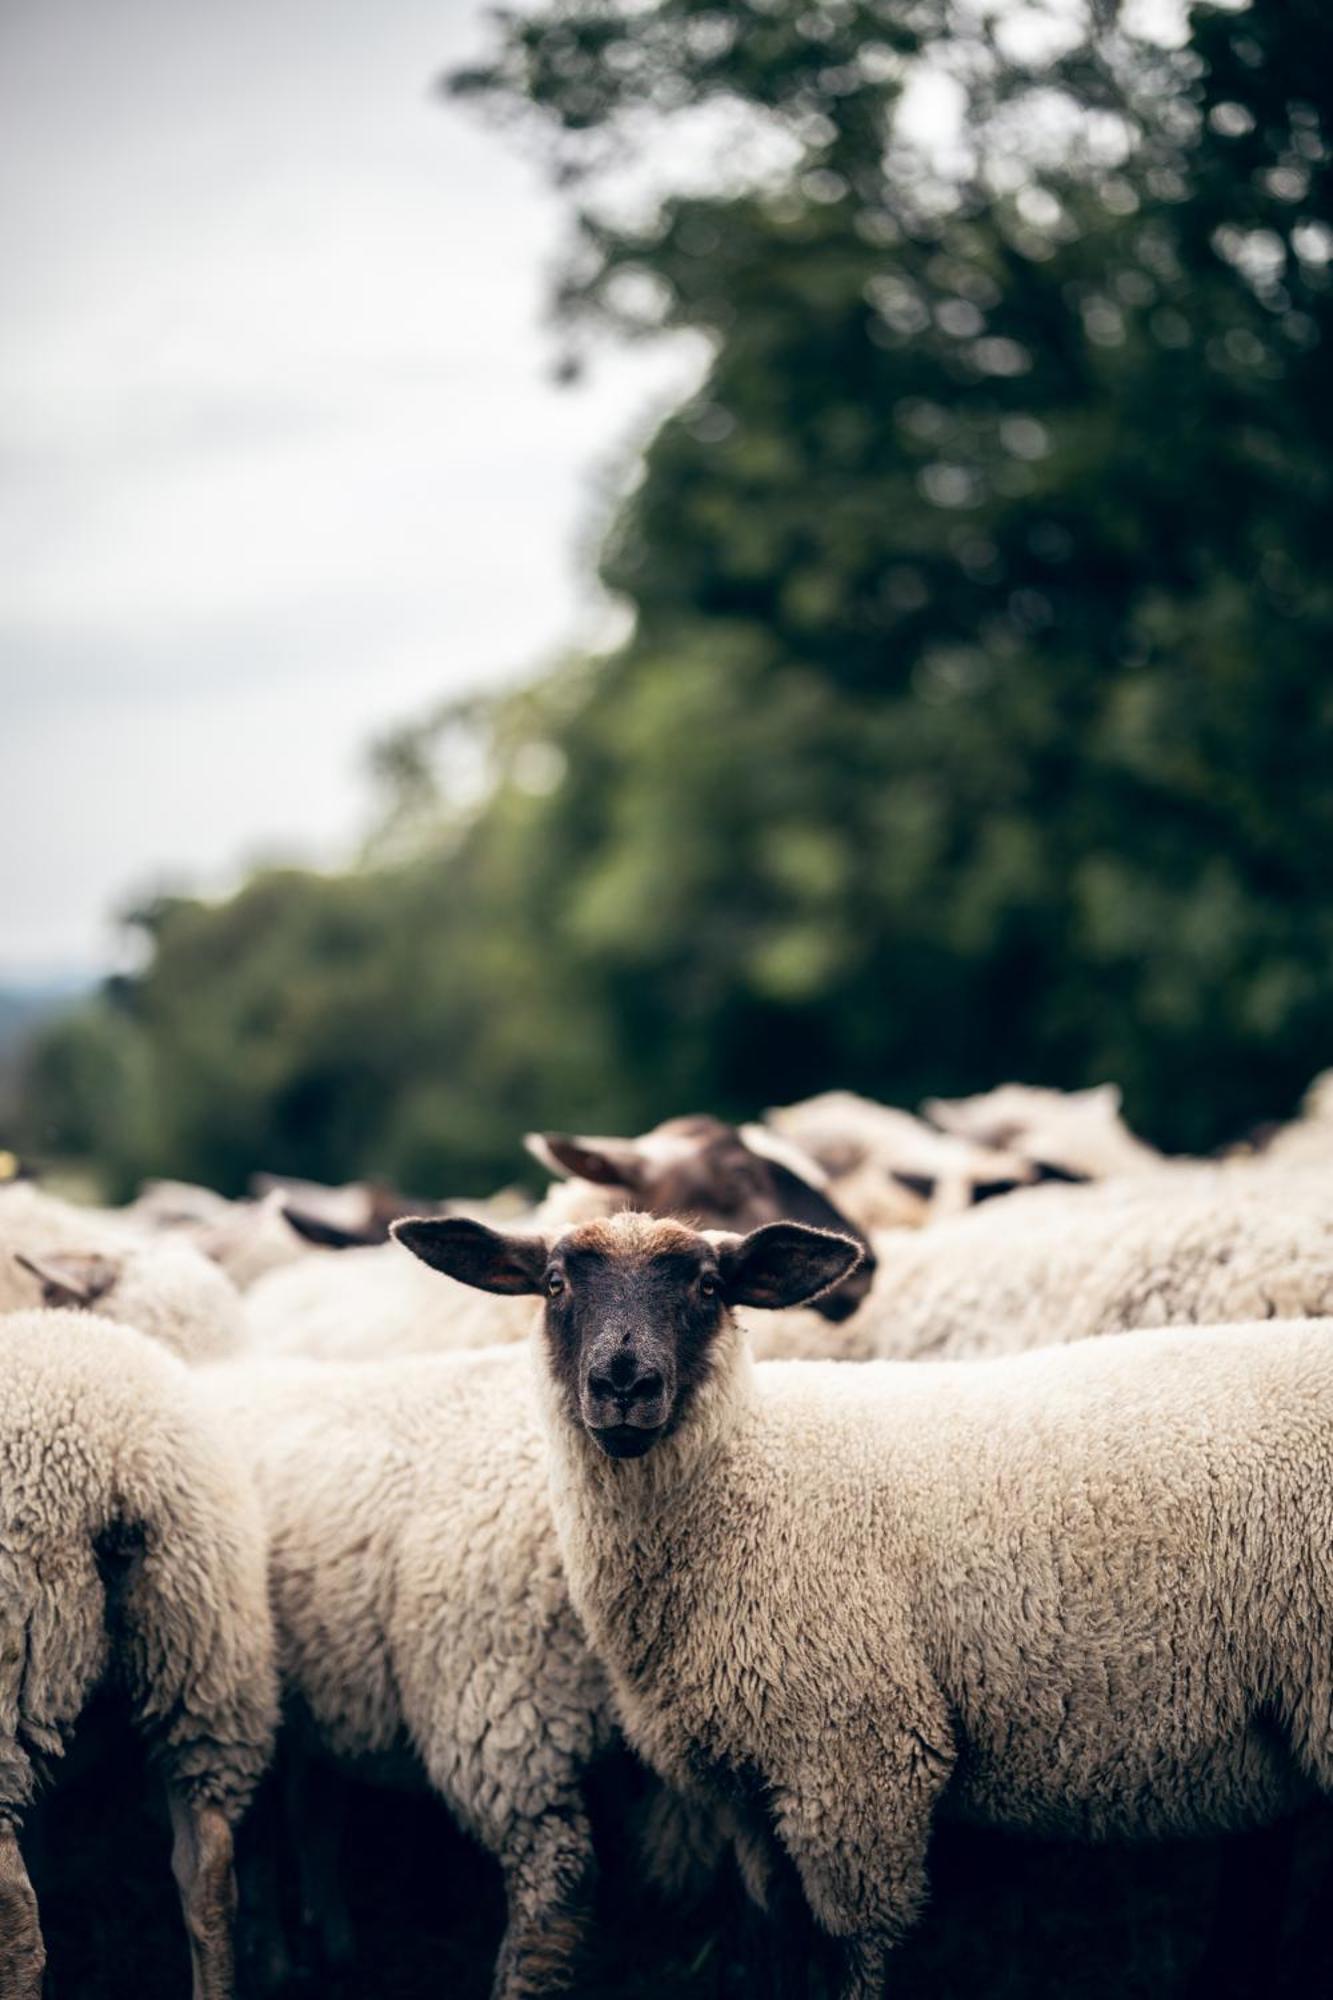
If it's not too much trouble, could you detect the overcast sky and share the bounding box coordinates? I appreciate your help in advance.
[0,0,698,980]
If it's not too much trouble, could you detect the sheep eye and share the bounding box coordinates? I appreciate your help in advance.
[546,1272,565,1298]
[699,1274,719,1298]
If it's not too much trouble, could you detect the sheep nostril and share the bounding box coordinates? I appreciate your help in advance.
[588,1365,664,1407]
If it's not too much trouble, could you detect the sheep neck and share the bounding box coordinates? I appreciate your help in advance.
[532,1317,755,1661]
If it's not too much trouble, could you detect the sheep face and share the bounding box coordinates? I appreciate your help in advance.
[526,1116,876,1321]
[392,1212,863,1460]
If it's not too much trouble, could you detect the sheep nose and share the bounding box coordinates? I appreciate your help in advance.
[589,1356,664,1406]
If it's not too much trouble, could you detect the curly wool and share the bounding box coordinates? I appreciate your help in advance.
[205,1344,613,1864]
[244,1241,535,1360]
[0,1309,276,1825]
[861,1163,1333,1359]
[541,1298,1333,1983]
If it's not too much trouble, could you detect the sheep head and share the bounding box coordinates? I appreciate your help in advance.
[393,1211,862,1460]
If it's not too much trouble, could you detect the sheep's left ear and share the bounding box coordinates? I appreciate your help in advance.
[716,1223,863,1311]
[13,1249,118,1310]
[391,1217,551,1295]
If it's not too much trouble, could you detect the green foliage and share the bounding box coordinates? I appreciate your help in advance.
[21,0,1333,1189]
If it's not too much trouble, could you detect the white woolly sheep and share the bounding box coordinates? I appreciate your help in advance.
[403,1210,1333,2000]
[1,1180,248,1364]
[922,1078,1163,1179]
[765,1089,1051,1229]
[830,1161,1333,1362]
[204,1343,620,1997]
[0,1308,277,2000]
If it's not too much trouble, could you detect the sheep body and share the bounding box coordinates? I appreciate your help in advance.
[0,1308,277,1994]
[540,1272,1333,1993]
[205,1343,615,1993]
[922,1079,1163,1178]
[854,1164,1333,1360]
[0,1181,140,1265]
[245,1239,534,1359]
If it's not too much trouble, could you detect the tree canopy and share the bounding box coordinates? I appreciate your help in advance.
[20,0,1332,1195]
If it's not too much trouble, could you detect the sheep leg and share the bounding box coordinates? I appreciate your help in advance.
[490,1803,597,2000]
[0,1822,44,2000]
[772,1731,947,2000]
[168,1788,238,2000]
[835,1931,892,1999]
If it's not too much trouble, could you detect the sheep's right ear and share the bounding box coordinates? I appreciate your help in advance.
[717,1223,863,1312]
[13,1249,118,1310]
[390,1217,550,1295]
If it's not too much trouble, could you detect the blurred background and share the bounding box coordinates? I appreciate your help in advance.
[3,0,1329,1201]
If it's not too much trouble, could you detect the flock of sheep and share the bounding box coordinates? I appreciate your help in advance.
[3,1070,1333,1999]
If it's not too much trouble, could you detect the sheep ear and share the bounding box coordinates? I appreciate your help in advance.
[13,1249,119,1310]
[717,1224,863,1312]
[390,1217,550,1295]
[281,1205,379,1250]
[524,1132,647,1192]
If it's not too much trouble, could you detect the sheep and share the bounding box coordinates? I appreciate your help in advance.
[400,1209,1333,2000]
[203,1342,621,1997]
[765,1089,1053,1230]
[0,1174,315,1296]
[828,1161,1333,1362]
[0,1306,277,1999]
[922,1078,1163,1179]
[245,1115,875,1363]
[1,1181,249,1364]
